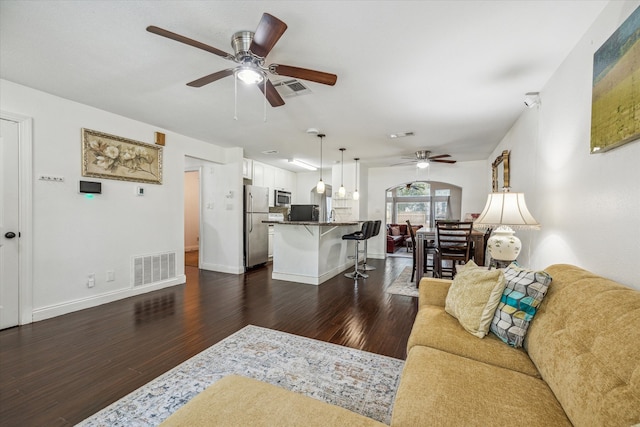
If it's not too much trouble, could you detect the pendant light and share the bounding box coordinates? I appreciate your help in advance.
[316,134,325,194]
[338,148,346,198]
[353,157,360,200]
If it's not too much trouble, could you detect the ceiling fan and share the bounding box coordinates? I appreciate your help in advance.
[147,13,337,107]
[392,150,457,168]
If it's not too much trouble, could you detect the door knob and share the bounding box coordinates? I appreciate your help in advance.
[4,232,16,239]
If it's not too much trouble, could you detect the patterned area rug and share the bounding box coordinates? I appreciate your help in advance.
[386,266,419,297]
[77,325,404,426]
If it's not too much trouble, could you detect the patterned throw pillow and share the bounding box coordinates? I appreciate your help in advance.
[490,264,552,348]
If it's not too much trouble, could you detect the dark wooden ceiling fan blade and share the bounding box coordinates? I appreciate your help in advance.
[257,79,285,107]
[431,159,457,164]
[147,25,234,60]
[428,154,451,160]
[270,64,337,86]
[250,13,288,58]
[187,69,235,87]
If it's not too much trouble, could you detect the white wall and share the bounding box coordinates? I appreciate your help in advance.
[1,79,244,322]
[367,161,488,258]
[488,1,640,289]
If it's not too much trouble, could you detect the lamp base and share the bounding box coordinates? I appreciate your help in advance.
[489,259,513,269]
[487,225,521,263]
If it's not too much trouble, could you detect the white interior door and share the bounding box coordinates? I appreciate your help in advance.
[0,118,20,329]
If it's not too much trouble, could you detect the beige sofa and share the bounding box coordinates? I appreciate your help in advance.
[162,264,640,426]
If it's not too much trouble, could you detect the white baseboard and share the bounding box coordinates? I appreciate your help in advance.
[199,262,244,274]
[32,275,186,322]
[273,260,355,285]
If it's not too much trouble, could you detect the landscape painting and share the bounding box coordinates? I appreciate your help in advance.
[82,128,163,184]
[590,6,640,153]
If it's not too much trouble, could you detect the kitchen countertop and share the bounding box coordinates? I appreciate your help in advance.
[263,220,359,226]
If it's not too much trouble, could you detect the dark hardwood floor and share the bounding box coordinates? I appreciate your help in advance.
[0,257,416,426]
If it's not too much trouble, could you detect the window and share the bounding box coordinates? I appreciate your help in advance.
[386,182,461,227]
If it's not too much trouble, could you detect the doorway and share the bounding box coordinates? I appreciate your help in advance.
[0,112,33,328]
[184,170,200,268]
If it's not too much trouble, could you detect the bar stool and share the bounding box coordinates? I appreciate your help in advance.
[342,221,374,279]
[361,220,381,271]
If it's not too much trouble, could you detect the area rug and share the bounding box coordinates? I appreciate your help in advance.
[77,325,404,426]
[386,266,419,297]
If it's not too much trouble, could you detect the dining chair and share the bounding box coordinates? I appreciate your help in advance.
[435,221,473,279]
[406,220,435,283]
[406,220,418,282]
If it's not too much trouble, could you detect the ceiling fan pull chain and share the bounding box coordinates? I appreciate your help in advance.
[234,72,238,121]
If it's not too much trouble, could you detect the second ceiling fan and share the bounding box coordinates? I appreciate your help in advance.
[392,150,457,168]
[147,13,337,107]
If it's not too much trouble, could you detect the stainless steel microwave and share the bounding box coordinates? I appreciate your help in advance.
[275,190,291,207]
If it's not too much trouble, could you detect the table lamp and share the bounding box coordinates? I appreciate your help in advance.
[473,191,540,263]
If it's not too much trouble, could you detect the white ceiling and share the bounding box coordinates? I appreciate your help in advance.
[0,1,608,171]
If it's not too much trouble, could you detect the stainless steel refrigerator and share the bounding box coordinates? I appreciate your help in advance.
[244,185,269,270]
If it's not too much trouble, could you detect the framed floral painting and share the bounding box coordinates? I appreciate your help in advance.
[81,128,163,184]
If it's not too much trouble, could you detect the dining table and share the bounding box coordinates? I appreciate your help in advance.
[414,227,486,283]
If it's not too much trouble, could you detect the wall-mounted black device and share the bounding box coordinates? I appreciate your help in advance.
[79,180,102,194]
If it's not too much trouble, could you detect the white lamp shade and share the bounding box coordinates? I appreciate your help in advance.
[316,179,325,194]
[474,192,540,229]
[353,190,360,200]
[338,185,346,197]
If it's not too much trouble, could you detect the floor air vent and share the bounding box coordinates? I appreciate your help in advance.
[273,79,312,97]
[132,251,176,287]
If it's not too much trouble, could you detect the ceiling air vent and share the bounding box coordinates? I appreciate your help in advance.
[273,79,312,97]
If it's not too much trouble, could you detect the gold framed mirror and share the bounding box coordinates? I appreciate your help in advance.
[492,150,510,192]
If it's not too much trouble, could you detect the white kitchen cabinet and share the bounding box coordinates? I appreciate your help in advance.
[242,158,253,180]
[252,161,276,206]
[252,161,264,187]
[275,168,296,192]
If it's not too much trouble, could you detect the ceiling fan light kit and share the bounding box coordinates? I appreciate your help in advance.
[236,67,264,84]
[147,13,337,109]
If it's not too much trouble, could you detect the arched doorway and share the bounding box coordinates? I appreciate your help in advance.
[385,181,462,228]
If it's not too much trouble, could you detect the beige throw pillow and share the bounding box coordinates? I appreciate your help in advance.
[445,263,506,338]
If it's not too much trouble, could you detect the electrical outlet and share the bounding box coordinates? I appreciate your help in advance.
[106,270,115,282]
[87,273,95,288]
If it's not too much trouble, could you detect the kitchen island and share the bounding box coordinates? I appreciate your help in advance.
[263,221,360,285]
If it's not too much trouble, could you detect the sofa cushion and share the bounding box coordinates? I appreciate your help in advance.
[417,277,452,309]
[490,263,552,347]
[160,375,386,426]
[525,264,640,427]
[445,264,506,338]
[390,226,401,236]
[407,305,540,378]
[391,346,571,427]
